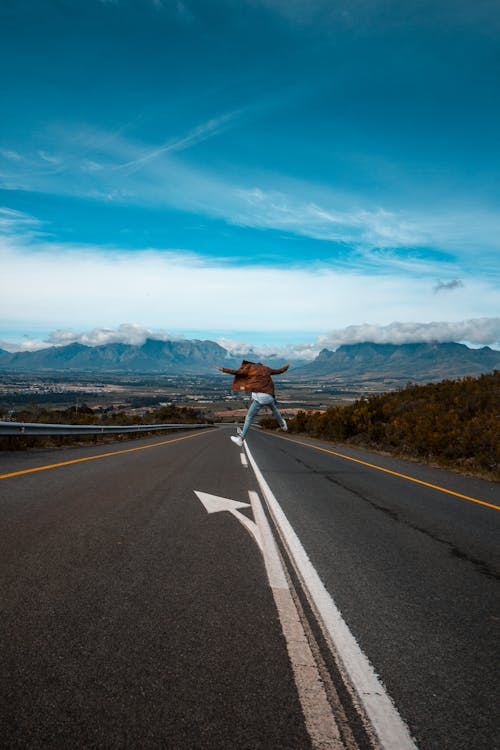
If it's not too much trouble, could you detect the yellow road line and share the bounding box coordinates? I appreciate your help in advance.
[268,433,499,511]
[0,430,215,480]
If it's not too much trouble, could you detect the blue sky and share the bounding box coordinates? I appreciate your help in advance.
[1,0,499,356]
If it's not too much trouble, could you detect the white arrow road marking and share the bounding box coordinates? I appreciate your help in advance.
[194,487,345,749]
[194,490,263,552]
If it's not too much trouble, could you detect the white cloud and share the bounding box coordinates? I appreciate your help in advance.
[215,337,256,357]
[46,324,179,347]
[316,319,500,350]
[215,336,317,361]
[1,228,499,354]
[0,337,48,353]
[0,241,367,331]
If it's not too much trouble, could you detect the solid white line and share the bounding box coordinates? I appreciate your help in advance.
[248,490,344,750]
[249,490,288,590]
[245,442,418,750]
[240,452,248,467]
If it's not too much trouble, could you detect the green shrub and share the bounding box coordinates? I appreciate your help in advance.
[285,372,499,479]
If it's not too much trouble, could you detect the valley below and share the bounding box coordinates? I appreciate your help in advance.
[0,371,372,421]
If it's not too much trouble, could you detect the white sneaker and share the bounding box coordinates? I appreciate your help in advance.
[280,419,288,431]
[230,435,243,447]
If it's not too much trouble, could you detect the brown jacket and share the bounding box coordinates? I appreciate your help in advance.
[221,360,289,395]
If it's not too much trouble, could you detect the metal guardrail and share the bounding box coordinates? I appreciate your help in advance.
[0,421,213,436]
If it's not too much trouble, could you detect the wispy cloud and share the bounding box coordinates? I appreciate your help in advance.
[38,150,62,165]
[253,0,500,32]
[2,124,500,274]
[233,189,429,250]
[0,148,23,161]
[0,207,44,241]
[116,110,241,174]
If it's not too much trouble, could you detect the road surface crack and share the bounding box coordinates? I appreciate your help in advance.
[291,454,499,581]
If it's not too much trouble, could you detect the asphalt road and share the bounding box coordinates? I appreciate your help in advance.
[247,429,500,750]
[1,426,499,749]
[0,429,311,750]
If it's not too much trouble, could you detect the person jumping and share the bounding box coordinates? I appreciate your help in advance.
[214,360,289,446]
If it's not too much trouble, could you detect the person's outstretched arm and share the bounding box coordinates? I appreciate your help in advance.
[270,364,290,374]
[214,365,238,374]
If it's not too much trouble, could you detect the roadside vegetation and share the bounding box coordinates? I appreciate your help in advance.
[0,403,207,451]
[264,371,499,480]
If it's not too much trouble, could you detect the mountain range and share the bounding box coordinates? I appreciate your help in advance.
[294,342,500,382]
[0,339,498,382]
[0,339,234,373]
